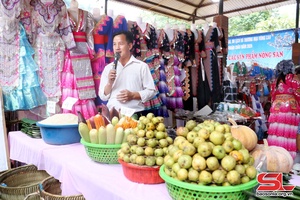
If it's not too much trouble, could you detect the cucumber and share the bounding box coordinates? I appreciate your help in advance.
[78,122,90,142]
[98,126,106,144]
[106,124,116,144]
[89,129,98,144]
[115,127,124,144]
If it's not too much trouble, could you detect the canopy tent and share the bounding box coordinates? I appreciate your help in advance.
[107,0,296,23]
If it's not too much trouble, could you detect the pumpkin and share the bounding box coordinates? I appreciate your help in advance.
[250,139,293,173]
[228,118,258,151]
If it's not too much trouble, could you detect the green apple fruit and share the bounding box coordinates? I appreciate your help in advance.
[155,131,165,140]
[187,131,197,143]
[130,145,138,154]
[172,149,183,162]
[221,155,237,171]
[123,154,130,163]
[239,149,250,164]
[154,148,164,157]
[121,145,130,154]
[203,123,215,133]
[192,153,206,171]
[188,168,199,182]
[212,169,225,184]
[145,130,154,139]
[146,122,155,131]
[235,164,246,175]
[155,156,164,166]
[166,136,173,144]
[212,145,226,159]
[226,170,241,185]
[197,128,210,139]
[146,112,155,120]
[151,117,160,125]
[142,117,151,125]
[176,127,189,137]
[174,136,186,146]
[206,156,220,171]
[145,156,156,166]
[159,138,169,148]
[136,155,145,165]
[215,124,225,133]
[241,176,250,184]
[232,139,243,150]
[168,145,179,156]
[178,154,193,169]
[197,142,213,157]
[177,168,188,181]
[193,137,205,148]
[199,170,212,185]
[172,162,181,174]
[137,137,146,147]
[156,122,166,132]
[209,131,225,145]
[146,138,157,148]
[222,140,234,153]
[182,143,196,156]
[135,146,145,156]
[137,129,146,138]
[185,120,197,131]
[245,166,257,180]
[144,146,154,156]
[129,154,138,164]
[137,122,145,130]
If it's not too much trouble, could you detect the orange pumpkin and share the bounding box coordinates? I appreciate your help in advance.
[228,118,258,151]
[250,139,293,173]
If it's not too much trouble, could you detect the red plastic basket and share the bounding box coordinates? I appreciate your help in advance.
[118,159,164,184]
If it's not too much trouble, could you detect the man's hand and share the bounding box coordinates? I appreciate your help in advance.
[117,90,134,103]
[108,69,117,85]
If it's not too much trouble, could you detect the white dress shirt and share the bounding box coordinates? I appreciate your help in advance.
[99,55,157,112]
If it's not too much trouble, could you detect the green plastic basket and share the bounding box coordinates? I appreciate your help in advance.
[159,165,258,200]
[80,138,121,164]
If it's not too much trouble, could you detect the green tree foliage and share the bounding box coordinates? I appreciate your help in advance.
[229,9,295,36]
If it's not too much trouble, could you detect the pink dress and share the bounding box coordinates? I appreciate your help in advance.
[267,74,300,159]
[61,9,97,120]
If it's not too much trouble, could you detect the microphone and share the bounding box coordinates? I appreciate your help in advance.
[113,52,120,70]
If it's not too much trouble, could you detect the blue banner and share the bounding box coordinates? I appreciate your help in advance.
[227,29,297,68]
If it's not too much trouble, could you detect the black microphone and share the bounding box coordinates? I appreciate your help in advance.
[113,52,120,70]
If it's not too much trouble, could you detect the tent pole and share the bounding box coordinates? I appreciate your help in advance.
[296,0,299,43]
[105,0,108,15]
[219,0,224,15]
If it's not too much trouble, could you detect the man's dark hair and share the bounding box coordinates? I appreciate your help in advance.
[113,31,134,44]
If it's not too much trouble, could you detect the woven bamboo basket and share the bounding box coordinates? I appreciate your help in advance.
[24,176,85,200]
[0,164,50,200]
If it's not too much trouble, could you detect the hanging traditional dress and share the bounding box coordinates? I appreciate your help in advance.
[113,15,128,34]
[267,73,300,159]
[91,14,114,106]
[165,29,184,109]
[127,20,162,114]
[27,0,76,117]
[182,29,195,111]
[0,0,47,111]
[202,26,222,107]
[194,29,210,110]
[61,8,97,120]
[157,29,170,113]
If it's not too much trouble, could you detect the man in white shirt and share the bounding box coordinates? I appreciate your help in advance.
[99,31,157,113]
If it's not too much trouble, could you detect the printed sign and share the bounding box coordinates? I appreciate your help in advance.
[228,29,298,68]
[256,172,295,197]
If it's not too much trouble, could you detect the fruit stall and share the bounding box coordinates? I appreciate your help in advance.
[3,109,300,200]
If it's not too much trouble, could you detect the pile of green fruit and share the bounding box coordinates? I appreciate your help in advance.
[117,113,173,167]
[163,119,257,186]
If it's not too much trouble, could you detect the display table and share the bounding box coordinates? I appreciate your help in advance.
[8,131,171,200]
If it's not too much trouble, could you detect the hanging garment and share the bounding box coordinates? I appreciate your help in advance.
[27,0,76,117]
[91,14,114,106]
[0,0,46,111]
[61,8,97,120]
[267,74,300,159]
